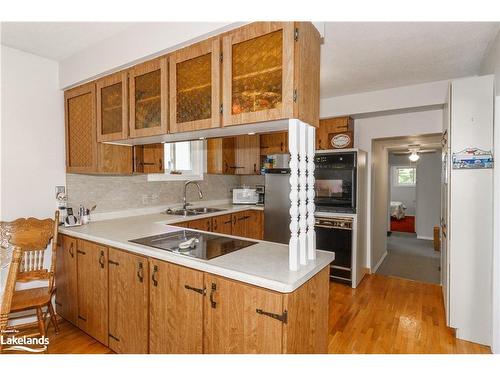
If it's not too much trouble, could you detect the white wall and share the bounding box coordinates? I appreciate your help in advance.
[480,29,500,353]
[415,152,441,240]
[389,154,416,215]
[1,45,65,220]
[354,109,443,268]
[1,45,65,324]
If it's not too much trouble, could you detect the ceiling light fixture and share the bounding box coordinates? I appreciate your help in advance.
[409,151,420,162]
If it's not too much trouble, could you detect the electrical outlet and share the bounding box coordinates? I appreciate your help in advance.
[55,186,65,199]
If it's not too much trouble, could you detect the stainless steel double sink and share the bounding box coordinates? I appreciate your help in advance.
[164,207,226,217]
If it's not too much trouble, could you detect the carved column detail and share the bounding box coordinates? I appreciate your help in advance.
[298,123,308,265]
[306,125,316,260]
[288,120,300,271]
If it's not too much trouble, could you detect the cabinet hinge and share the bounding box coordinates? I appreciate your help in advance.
[256,309,288,324]
[293,89,298,103]
[219,52,223,62]
[219,104,223,114]
[294,28,299,41]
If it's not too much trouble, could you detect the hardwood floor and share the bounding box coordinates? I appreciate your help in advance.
[328,274,490,354]
[4,274,490,354]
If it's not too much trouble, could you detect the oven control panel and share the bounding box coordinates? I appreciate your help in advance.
[315,217,353,230]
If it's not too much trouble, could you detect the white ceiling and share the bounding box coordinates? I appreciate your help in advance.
[2,22,499,98]
[1,22,137,60]
[321,22,500,97]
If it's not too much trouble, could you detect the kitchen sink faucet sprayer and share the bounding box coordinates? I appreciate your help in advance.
[183,181,203,210]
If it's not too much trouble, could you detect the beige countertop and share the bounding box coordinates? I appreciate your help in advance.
[59,203,334,293]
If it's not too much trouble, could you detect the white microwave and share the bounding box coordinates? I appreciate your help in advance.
[232,188,259,205]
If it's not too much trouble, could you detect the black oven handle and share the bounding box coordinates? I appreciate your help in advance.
[315,224,353,230]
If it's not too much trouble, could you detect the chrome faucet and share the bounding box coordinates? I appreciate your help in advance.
[183,181,203,210]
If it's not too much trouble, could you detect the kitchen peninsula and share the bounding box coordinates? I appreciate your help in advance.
[56,204,333,354]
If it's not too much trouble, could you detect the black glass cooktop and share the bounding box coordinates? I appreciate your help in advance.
[129,230,256,260]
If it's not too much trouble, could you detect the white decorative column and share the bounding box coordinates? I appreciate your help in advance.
[288,119,317,270]
[288,121,300,271]
[306,125,316,260]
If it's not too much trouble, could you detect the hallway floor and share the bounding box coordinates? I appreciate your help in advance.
[376,232,440,284]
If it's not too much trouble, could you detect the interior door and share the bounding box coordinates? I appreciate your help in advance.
[108,248,149,353]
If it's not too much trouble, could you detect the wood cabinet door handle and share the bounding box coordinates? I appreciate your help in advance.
[99,251,105,269]
[152,265,159,287]
[69,243,74,258]
[213,220,218,231]
[209,282,217,308]
[137,262,144,283]
[184,284,206,295]
[77,250,86,255]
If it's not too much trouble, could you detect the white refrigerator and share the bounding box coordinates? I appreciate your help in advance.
[441,75,494,346]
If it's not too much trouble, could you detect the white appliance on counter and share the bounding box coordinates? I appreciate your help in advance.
[441,75,494,346]
[232,187,259,205]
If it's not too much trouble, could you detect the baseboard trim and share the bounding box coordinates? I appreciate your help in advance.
[417,235,433,241]
[372,251,388,273]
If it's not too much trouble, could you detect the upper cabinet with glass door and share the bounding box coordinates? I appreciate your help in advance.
[222,22,321,128]
[129,58,168,138]
[169,38,221,133]
[96,71,128,142]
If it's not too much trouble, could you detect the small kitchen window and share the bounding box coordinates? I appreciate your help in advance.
[147,140,205,181]
[393,166,416,187]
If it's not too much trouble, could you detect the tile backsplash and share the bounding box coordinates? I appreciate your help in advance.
[66,173,241,214]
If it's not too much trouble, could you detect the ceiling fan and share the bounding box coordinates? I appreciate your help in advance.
[392,144,437,162]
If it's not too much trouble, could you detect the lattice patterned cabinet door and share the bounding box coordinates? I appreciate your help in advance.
[169,38,220,133]
[65,83,97,173]
[222,22,294,126]
[129,58,167,138]
[97,72,128,142]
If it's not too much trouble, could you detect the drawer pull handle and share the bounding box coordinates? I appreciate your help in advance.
[77,250,86,255]
[184,284,206,295]
[256,309,288,324]
[209,282,217,308]
[108,260,119,266]
[78,315,87,322]
[109,333,120,342]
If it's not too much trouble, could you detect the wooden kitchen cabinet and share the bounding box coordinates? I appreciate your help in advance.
[188,217,212,232]
[129,58,168,138]
[235,135,260,175]
[108,248,149,354]
[169,38,221,133]
[222,22,320,128]
[149,260,204,353]
[65,83,98,173]
[96,71,128,142]
[206,137,236,174]
[55,235,78,325]
[245,210,264,240]
[260,131,288,155]
[133,143,164,173]
[211,214,233,235]
[316,116,354,150]
[76,240,108,345]
[203,274,284,353]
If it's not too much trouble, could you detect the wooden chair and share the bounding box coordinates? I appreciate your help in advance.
[0,245,22,352]
[0,211,59,337]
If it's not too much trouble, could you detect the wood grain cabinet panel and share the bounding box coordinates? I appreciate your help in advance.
[203,274,284,353]
[149,260,204,353]
[65,83,97,173]
[260,132,288,155]
[76,240,108,346]
[206,137,236,174]
[211,214,233,235]
[235,135,260,175]
[129,58,168,138]
[55,235,78,325]
[169,38,221,133]
[316,116,353,150]
[96,71,128,142]
[188,217,212,232]
[133,143,164,173]
[245,210,264,240]
[108,248,149,353]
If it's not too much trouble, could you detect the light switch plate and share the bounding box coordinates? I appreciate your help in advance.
[55,186,65,198]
